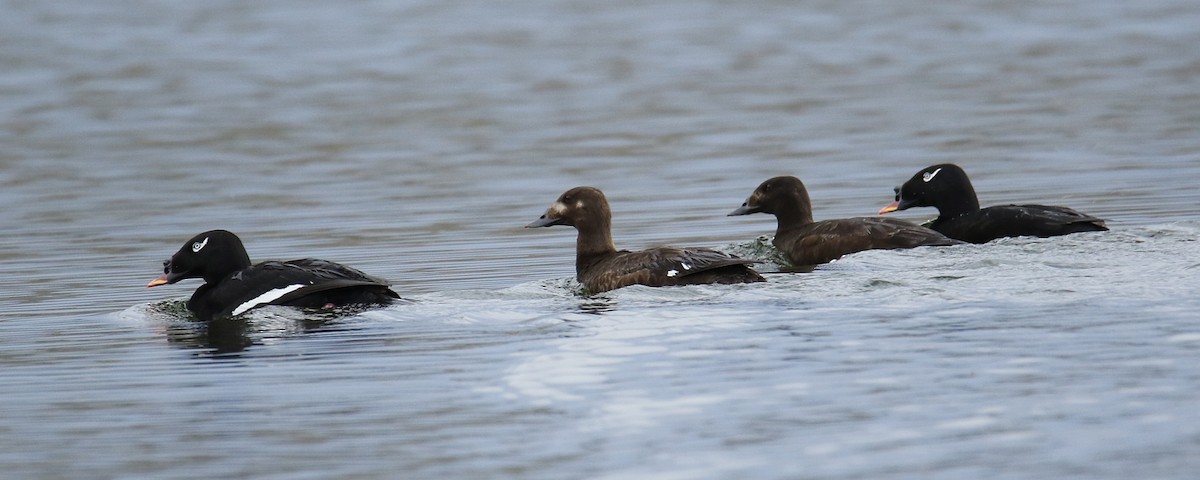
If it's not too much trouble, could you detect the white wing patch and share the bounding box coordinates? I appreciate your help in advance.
[681,262,692,270]
[231,283,307,316]
[922,167,943,183]
[666,270,679,277]
[192,237,209,253]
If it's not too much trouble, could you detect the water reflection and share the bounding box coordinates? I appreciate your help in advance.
[577,297,616,315]
[155,303,372,356]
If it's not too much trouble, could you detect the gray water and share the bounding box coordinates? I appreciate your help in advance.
[2,0,1199,478]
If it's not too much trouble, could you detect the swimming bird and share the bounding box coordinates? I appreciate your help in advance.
[879,163,1108,244]
[147,230,399,321]
[526,186,764,293]
[730,175,960,268]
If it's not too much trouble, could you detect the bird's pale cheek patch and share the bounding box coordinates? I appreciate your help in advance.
[550,202,568,216]
[576,200,585,209]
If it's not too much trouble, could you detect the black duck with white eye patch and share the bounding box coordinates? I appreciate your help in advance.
[526,186,764,293]
[880,163,1108,244]
[730,175,960,268]
[147,229,399,321]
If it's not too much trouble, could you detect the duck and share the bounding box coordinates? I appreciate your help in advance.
[879,163,1108,244]
[525,186,764,293]
[729,175,960,268]
[147,229,399,321]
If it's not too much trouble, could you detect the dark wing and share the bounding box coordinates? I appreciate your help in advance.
[858,217,963,247]
[779,218,959,266]
[941,205,1107,243]
[206,259,397,319]
[582,248,763,293]
[270,259,397,303]
[646,247,761,280]
[1010,204,1108,230]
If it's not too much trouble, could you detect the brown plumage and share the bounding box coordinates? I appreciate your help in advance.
[730,176,961,268]
[526,186,764,293]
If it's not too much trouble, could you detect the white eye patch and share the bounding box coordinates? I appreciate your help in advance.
[922,167,943,183]
[550,202,568,215]
[192,237,209,253]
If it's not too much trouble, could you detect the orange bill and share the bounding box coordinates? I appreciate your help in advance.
[879,200,900,215]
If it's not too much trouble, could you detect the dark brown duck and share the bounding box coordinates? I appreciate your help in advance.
[526,186,764,293]
[730,175,960,268]
[879,164,1108,244]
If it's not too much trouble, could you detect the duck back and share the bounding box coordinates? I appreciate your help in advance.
[774,216,961,267]
[934,204,1108,244]
[579,247,764,293]
[189,259,398,321]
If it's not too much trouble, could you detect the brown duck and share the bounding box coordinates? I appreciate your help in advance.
[730,176,960,268]
[526,186,764,293]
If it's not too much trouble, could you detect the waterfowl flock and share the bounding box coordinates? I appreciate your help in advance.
[148,163,1107,321]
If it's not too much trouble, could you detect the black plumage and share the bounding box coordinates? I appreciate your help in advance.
[526,187,764,293]
[880,164,1108,244]
[730,175,960,267]
[148,230,399,321]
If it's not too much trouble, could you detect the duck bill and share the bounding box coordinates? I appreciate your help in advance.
[525,214,565,228]
[878,200,901,215]
[727,203,762,216]
[147,270,187,288]
[147,274,172,288]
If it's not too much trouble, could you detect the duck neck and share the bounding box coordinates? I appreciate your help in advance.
[772,193,815,237]
[936,183,982,219]
[204,251,252,285]
[574,221,618,273]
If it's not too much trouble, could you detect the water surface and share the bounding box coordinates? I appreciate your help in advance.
[2,1,1199,478]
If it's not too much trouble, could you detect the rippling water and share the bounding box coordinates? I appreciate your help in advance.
[2,0,1199,478]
